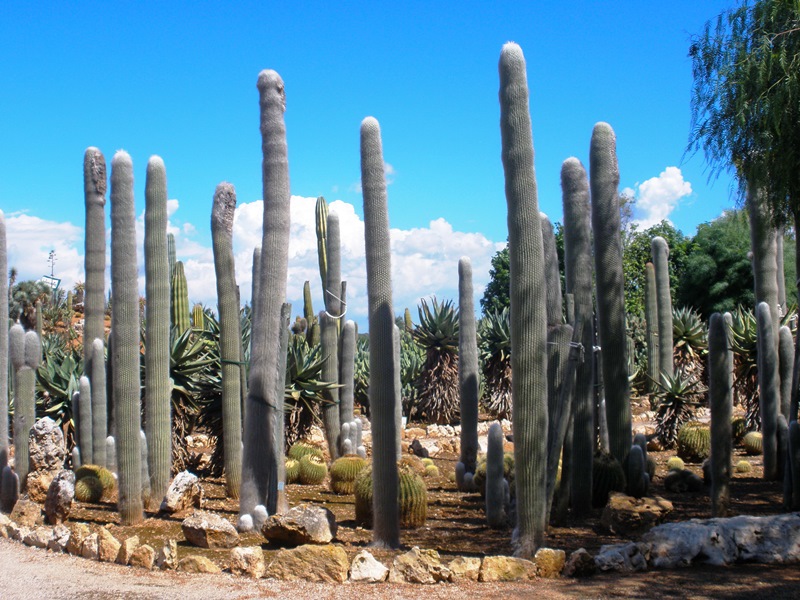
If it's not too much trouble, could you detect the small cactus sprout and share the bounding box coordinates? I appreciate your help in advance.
[253,505,268,531]
[298,454,328,485]
[237,513,254,533]
[421,458,434,468]
[329,455,368,495]
[666,456,685,472]
[106,436,117,475]
[743,431,763,456]
[735,460,753,474]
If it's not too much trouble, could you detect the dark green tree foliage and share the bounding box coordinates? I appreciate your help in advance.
[481,246,509,315]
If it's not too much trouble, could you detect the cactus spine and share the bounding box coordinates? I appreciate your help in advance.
[708,313,732,516]
[10,326,39,489]
[561,157,594,516]
[499,43,548,556]
[0,212,8,469]
[240,70,291,520]
[171,261,191,334]
[361,115,400,548]
[651,237,673,379]
[110,150,143,525]
[320,311,341,460]
[144,156,172,508]
[590,122,631,466]
[756,301,780,480]
[211,183,244,499]
[644,262,660,391]
[83,147,106,465]
[457,257,480,490]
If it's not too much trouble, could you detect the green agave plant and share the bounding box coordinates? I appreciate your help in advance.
[729,305,759,429]
[653,367,706,448]
[672,306,707,378]
[399,328,424,417]
[478,306,512,419]
[36,333,83,444]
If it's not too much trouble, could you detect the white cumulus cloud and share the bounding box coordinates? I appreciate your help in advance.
[630,166,692,229]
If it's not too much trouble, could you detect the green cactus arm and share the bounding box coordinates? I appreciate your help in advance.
[315,196,329,293]
[83,147,107,384]
[651,236,673,379]
[339,320,356,429]
[77,376,93,466]
[644,262,660,391]
[170,261,191,334]
[325,212,342,318]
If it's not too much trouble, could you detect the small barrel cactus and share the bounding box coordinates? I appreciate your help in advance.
[75,464,116,499]
[731,417,748,444]
[74,475,104,503]
[298,454,328,485]
[743,431,763,456]
[666,456,685,472]
[354,465,428,529]
[329,455,367,495]
[592,450,626,508]
[676,422,711,463]
[285,458,300,484]
[735,460,753,474]
[288,442,324,462]
[424,465,439,478]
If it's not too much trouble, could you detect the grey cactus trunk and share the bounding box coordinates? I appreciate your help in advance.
[325,212,343,319]
[779,326,794,420]
[756,301,780,481]
[651,237,673,380]
[240,70,291,519]
[212,183,244,499]
[110,151,144,525]
[589,122,631,466]
[708,312,732,516]
[272,302,291,515]
[485,422,507,528]
[361,115,400,548]
[10,326,40,490]
[144,156,172,508]
[339,320,357,432]
[644,262,660,391]
[77,376,92,465]
[320,311,341,460]
[83,147,107,465]
[748,186,781,347]
[499,43,548,557]
[457,257,480,488]
[561,157,594,516]
[0,212,8,469]
[90,338,107,467]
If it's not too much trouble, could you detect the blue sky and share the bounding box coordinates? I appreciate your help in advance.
[0,1,738,327]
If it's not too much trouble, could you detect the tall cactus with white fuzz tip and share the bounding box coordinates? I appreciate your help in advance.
[457,257,479,491]
[499,42,548,557]
[77,376,92,466]
[10,326,39,490]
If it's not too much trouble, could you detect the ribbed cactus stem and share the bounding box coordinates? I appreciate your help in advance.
[315,196,329,292]
[251,247,262,318]
[644,262,660,391]
[325,212,342,319]
[561,157,594,516]
[361,115,400,548]
[90,338,107,467]
[0,211,8,469]
[167,233,176,280]
[392,324,403,461]
[541,214,562,327]
[140,429,151,503]
[651,236,673,379]
[590,122,631,466]
[320,311,341,460]
[709,312,732,516]
[110,150,143,525]
[77,376,93,465]
[240,69,291,519]
[779,326,794,420]
[457,257,479,490]
[171,261,191,334]
[144,155,172,508]
[485,422,507,528]
[339,320,356,430]
[499,42,548,557]
[11,326,39,490]
[748,186,780,344]
[272,302,291,515]
[212,182,244,499]
[756,301,780,480]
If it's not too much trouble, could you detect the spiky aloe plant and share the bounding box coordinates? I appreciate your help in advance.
[361,115,400,548]
[171,261,191,334]
[412,297,460,424]
[144,155,172,508]
[110,150,143,525]
[654,367,705,448]
[729,305,760,428]
[83,147,106,466]
[240,70,291,521]
[211,182,243,499]
[708,312,732,517]
[0,212,8,469]
[590,122,631,466]
[457,257,480,490]
[500,42,548,557]
[478,307,512,419]
[673,307,707,379]
[561,157,594,516]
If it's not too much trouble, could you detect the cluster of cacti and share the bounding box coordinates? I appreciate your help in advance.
[10,324,40,489]
[676,422,711,462]
[329,455,367,494]
[591,450,626,508]
[456,257,479,491]
[338,420,364,458]
[354,464,427,529]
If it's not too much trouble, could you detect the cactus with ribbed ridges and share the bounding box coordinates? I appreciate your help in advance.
[339,320,356,426]
[779,325,793,420]
[354,465,427,529]
[315,196,328,291]
[298,453,328,485]
[743,431,763,455]
[83,148,106,465]
[251,247,262,317]
[139,429,151,503]
[167,233,176,279]
[320,312,341,461]
[0,212,8,469]
[592,450,626,508]
[644,262,660,392]
[144,155,171,508]
[499,43,548,556]
[677,422,711,462]
[486,422,508,528]
[191,304,204,329]
[211,182,243,499]
[457,257,479,491]
[272,302,291,515]
[89,338,107,467]
[561,157,594,516]
[329,455,367,494]
[590,122,631,467]
[756,301,780,479]
[240,69,291,521]
[10,326,39,490]
[77,376,92,466]
[748,188,781,345]
[361,115,400,547]
[709,312,732,516]
[651,237,673,380]
[625,444,649,499]
[171,261,191,334]
[110,150,143,525]
[285,458,300,484]
[325,212,342,320]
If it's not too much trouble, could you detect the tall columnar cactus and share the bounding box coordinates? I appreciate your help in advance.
[392,324,403,461]
[110,150,144,525]
[192,304,205,329]
[167,232,176,280]
[272,302,291,515]
[456,257,479,490]
[251,247,262,317]
[339,320,357,432]
[361,115,400,548]
[10,325,39,490]
[708,312,732,516]
[90,338,107,467]
[315,196,329,290]
[77,375,92,464]
[756,301,780,480]
[240,70,291,521]
[144,156,172,508]
[485,422,508,528]
[590,122,631,467]
[171,261,191,334]
[779,325,793,420]
[651,236,673,380]
[212,182,244,499]
[561,157,594,516]
[320,311,341,460]
[644,262,660,391]
[325,212,343,319]
[0,211,8,469]
[541,214,562,327]
[499,42,548,557]
[747,187,780,343]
